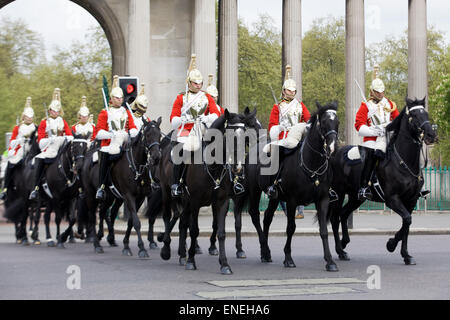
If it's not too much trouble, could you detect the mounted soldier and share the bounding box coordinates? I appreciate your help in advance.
[29,88,73,200]
[169,54,221,197]
[265,65,311,199]
[130,83,151,130]
[206,74,224,115]
[72,96,95,142]
[355,65,399,201]
[95,75,138,200]
[0,97,37,200]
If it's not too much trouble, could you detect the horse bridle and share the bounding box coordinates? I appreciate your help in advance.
[406,105,430,143]
[59,138,88,187]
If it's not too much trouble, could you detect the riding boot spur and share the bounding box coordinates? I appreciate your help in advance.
[358,147,376,201]
[0,164,13,200]
[96,151,110,200]
[29,158,45,200]
[171,162,185,198]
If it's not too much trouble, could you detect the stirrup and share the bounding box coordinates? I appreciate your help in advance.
[29,187,39,200]
[267,185,278,200]
[329,188,339,202]
[233,182,245,195]
[171,184,183,197]
[419,190,430,198]
[358,187,372,201]
[95,185,106,200]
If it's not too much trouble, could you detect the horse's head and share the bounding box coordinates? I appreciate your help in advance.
[311,101,339,157]
[404,97,437,145]
[142,117,162,166]
[70,133,89,174]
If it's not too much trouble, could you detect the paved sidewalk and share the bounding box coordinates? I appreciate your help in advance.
[114,210,450,236]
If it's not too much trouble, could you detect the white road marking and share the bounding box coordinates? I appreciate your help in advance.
[207,277,365,288]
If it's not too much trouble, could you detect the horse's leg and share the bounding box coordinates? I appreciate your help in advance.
[145,195,159,249]
[97,205,106,242]
[159,190,172,261]
[55,209,65,249]
[106,199,121,247]
[125,197,148,259]
[233,197,246,259]
[248,191,271,262]
[87,197,103,254]
[178,207,189,266]
[216,198,232,274]
[329,195,352,261]
[317,197,338,272]
[122,209,134,256]
[385,195,415,265]
[263,198,279,242]
[44,205,55,247]
[30,204,42,245]
[186,206,200,271]
[283,200,298,268]
[208,206,219,256]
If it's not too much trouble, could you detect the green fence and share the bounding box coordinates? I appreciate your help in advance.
[255,167,450,212]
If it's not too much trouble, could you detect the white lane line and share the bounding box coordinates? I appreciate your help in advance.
[196,286,357,299]
[207,277,366,288]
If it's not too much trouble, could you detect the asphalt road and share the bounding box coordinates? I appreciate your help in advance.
[1,223,449,301]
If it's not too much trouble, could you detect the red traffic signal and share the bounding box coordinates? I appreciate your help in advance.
[126,84,135,94]
[118,76,139,107]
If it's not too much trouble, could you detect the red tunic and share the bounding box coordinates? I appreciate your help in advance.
[354,99,399,143]
[8,125,20,154]
[72,123,96,141]
[268,101,311,140]
[37,118,72,143]
[95,108,137,147]
[170,92,220,135]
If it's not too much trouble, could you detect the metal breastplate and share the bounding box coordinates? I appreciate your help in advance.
[109,107,128,131]
[75,123,93,137]
[279,99,302,129]
[47,117,64,136]
[367,98,391,126]
[182,92,209,122]
[18,123,35,138]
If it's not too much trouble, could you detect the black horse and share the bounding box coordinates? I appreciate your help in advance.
[3,128,40,244]
[247,102,340,271]
[158,108,259,274]
[82,118,162,256]
[329,97,437,265]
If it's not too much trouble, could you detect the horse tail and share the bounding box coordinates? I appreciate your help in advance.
[144,188,162,219]
[4,199,27,223]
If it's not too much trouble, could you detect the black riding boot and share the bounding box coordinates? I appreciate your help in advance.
[0,164,14,200]
[171,163,185,198]
[29,158,45,200]
[358,147,376,201]
[96,152,110,201]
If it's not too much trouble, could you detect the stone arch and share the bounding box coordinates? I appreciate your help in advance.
[0,0,126,76]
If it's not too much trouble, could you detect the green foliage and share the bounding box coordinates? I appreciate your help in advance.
[0,19,111,150]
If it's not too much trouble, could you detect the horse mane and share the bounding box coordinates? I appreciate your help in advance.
[209,114,227,132]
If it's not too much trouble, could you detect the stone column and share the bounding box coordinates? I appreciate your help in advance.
[127,0,151,93]
[282,0,302,99]
[219,0,238,112]
[192,0,217,86]
[345,0,365,146]
[408,0,428,105]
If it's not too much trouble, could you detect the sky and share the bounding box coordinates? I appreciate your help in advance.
[0,0,449,59]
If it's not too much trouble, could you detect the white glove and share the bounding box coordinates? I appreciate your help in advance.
[96,129,113,140]
[129,128,138,138]
[65,135,74,142]
[358,125,382,137]
[374,125,385,137]
[171,116,182,130]
[10,139,19,149]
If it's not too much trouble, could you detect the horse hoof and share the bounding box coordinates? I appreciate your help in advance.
[195,246,203,255]
[138,250,149,259]
[326,263,339,272]
[160,246,171,260]
[283,260,296,268]
[339,252,350,261]
[108,240,118,247]
[221,266,233,275]
[33,240,41,245]
[69,238,76,244]
[16,239,23,245]
[185,262,197,270]
[341,239,350,249]
[208,247,219,256]
[22,239,30,246]
[47,241,55,247]
[236,250,247,259]
[122,248,133,256]
[261,257,272,263]
[149,242,158,250]
[57,243,65,249]
[179,257,187,266]
[95,246,104,254]
[404,257,416,265]
[386,238,397,253]
[157,233,164,242]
